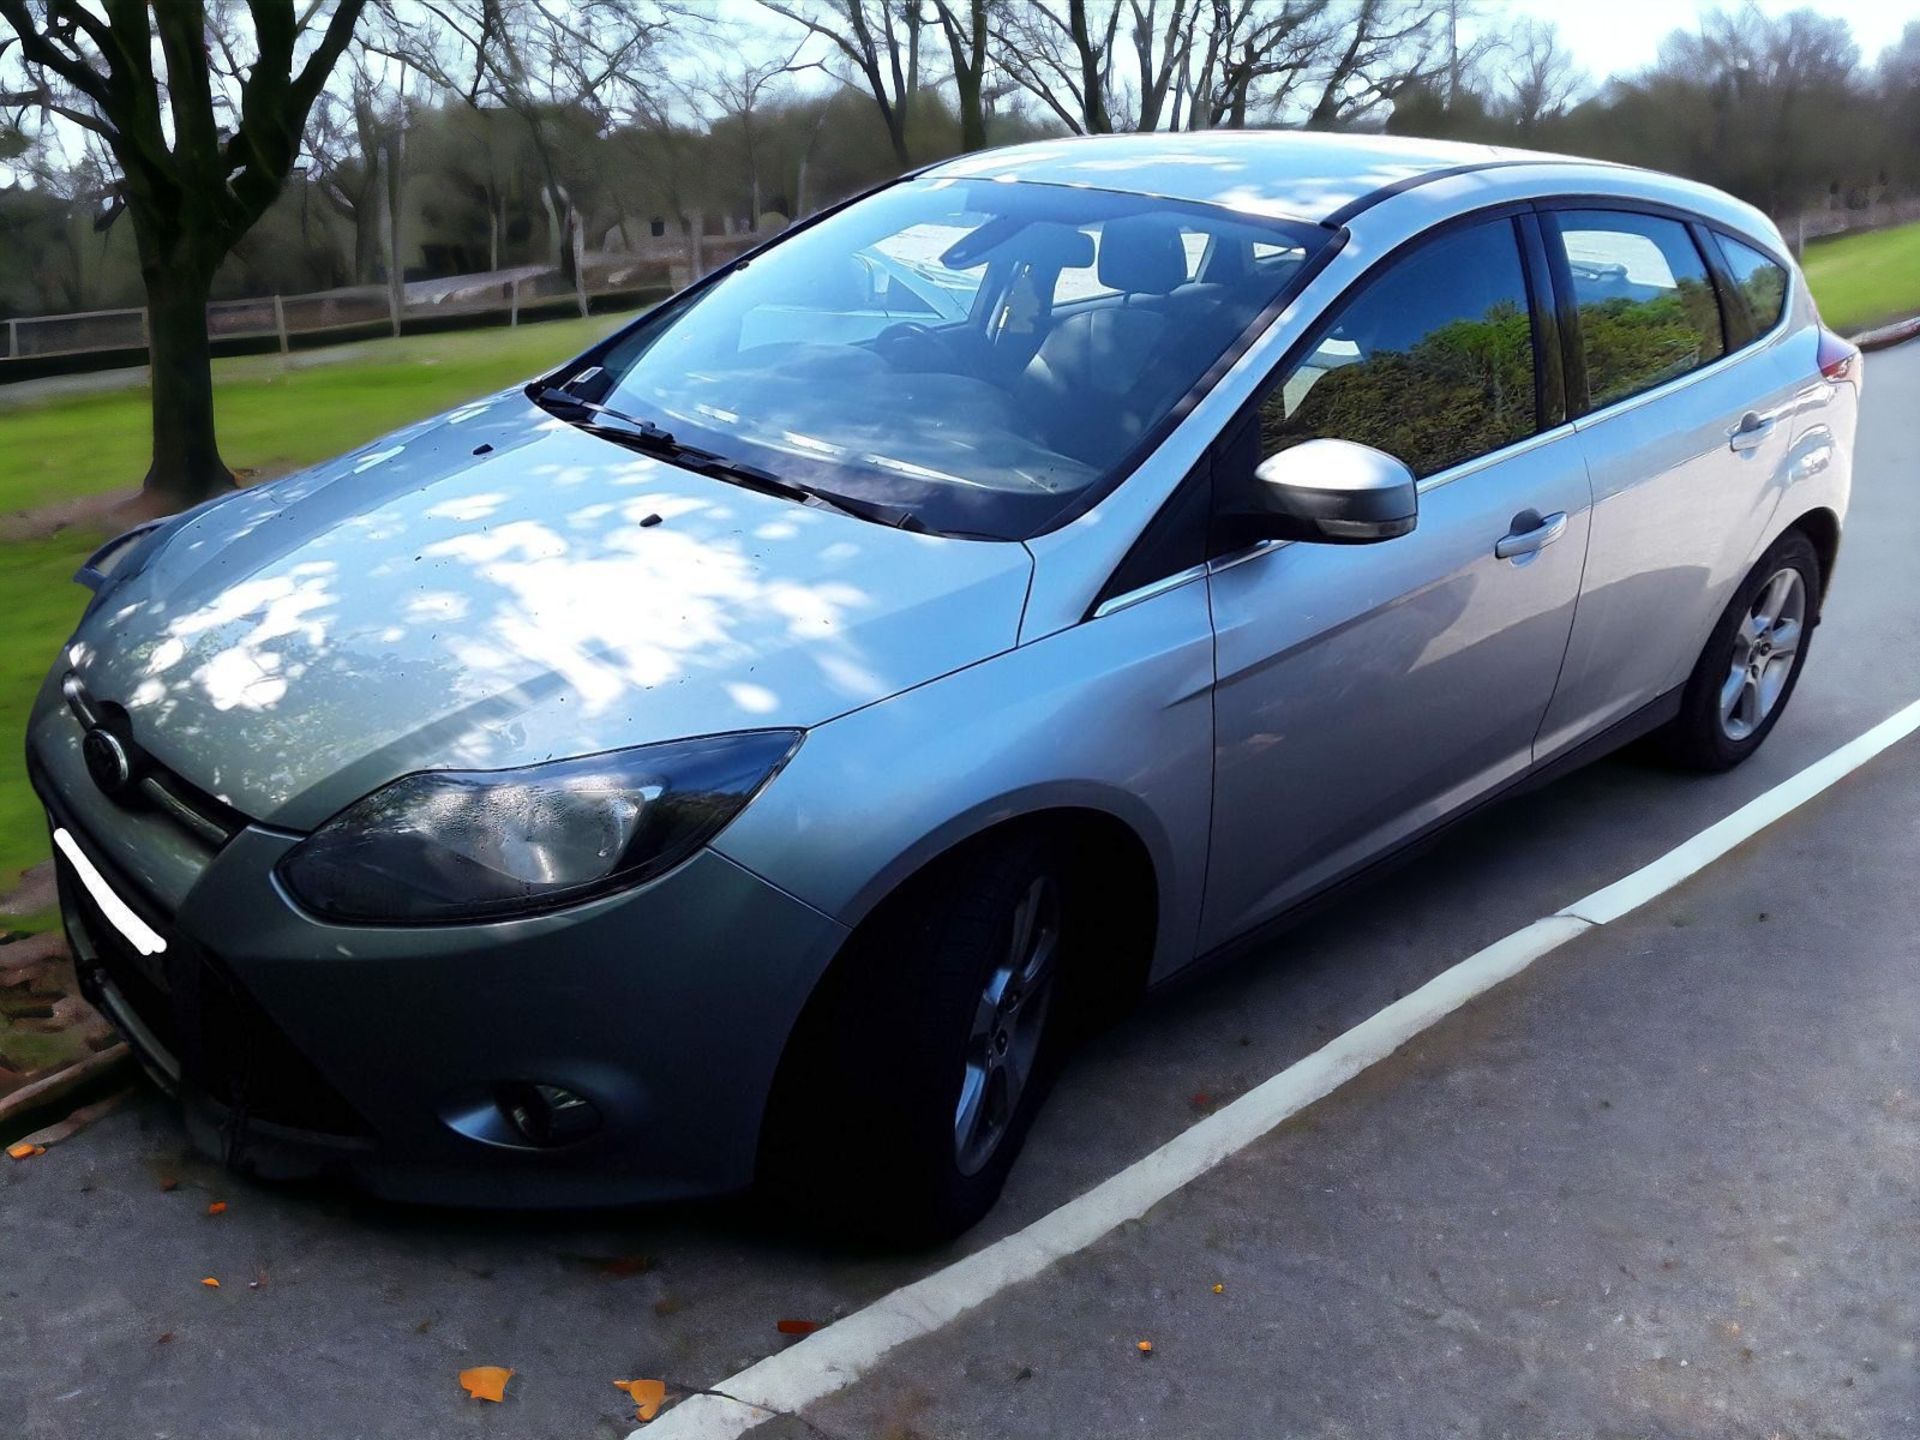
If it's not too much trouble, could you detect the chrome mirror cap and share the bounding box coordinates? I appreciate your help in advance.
[1251,437,1419,545]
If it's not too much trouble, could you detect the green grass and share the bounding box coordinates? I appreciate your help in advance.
[0,314,624,515]
[1,904,61,938]
[1803,219,1920,334]
[0,533,95,891]
[0,313,629,897]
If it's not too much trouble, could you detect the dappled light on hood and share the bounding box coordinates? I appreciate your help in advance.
[68,393,1032,829]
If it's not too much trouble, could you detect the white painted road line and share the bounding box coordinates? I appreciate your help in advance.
[633,695,1920,1440]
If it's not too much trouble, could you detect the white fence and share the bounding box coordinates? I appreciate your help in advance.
[1787,194,1920,251]
[2,239,760,367]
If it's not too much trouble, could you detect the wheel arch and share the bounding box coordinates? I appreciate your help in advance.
[843,794,1165,998]
[752,798,1165,1185]
[1782,505,1841,612]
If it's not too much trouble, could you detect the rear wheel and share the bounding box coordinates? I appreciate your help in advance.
[1660,531,1820,771]
[758,832,1075,1244]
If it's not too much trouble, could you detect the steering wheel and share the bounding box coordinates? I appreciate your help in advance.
[875,321,952,368]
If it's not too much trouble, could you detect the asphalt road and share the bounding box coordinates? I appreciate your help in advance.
[5,342,1918,1440]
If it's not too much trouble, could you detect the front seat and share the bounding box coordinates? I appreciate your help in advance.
[1022,214,1190,443]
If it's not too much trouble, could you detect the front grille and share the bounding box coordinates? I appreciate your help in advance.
[60,672,247,847]
[56,845,369,1142]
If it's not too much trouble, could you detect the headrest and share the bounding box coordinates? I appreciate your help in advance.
[1097,215,1188,295]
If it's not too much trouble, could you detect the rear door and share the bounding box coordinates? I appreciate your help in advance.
[1200,212,1592,949]
[1533,206,1802,757]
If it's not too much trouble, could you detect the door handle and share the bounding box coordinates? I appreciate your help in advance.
[1728,410,1776,452]
[1494,510,1568,561]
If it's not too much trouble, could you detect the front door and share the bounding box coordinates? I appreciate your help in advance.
[1201,214,1592,950]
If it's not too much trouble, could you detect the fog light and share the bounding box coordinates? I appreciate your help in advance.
[497,1082,601,1147]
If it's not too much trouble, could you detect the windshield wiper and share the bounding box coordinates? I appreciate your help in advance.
[530,385,924,532]
[531,385,678,445]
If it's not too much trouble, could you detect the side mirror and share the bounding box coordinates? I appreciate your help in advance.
[1239,438,1418,545]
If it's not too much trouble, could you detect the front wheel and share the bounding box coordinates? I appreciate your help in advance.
[758,833,1074,1245]
[1660,530,1820,771]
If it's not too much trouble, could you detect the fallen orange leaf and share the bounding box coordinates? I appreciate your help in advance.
[7,1142,45,1160]
[1136,1340,1153,1354]
[614,1378,667,1421]
[775,1318,821,1335]
[207,1201,228,1216]
[592,1253,655,1278]
[200,1277,220,1288]
[458,1366,513,1403]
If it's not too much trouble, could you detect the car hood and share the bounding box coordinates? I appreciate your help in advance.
[66,391,1033,831]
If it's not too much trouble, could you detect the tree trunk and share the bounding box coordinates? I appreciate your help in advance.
[142,264,234,507]
[955,67,987,151]
[884,107,911,168]
[352,191,382,283]
[1070,0,1112,134]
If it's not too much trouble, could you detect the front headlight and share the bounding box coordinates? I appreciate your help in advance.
[278,730,801,924]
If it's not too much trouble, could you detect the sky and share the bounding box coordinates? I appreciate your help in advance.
[1487,0,1913,79]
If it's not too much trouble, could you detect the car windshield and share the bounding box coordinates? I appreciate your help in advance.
[574,178,1331,539]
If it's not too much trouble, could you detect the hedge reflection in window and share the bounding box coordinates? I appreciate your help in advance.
[1717,233,1789,338]
[1558,210,1725,408]
[1260,219,1537,480]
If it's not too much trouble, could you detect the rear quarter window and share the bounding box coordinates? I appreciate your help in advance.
[1715,233,1790,339]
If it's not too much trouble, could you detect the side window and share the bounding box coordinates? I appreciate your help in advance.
[1716,233,1790,338]
[1260,218,1537,479]
[1554,209,1725,408]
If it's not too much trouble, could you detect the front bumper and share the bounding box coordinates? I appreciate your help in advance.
[33,708,849,1207]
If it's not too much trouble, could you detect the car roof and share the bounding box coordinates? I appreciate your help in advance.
[922,131,1581,225]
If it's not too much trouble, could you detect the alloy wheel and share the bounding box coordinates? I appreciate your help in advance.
[1719,566,1806,742]
[953,874,1061,1176]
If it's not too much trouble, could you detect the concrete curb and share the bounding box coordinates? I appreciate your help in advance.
[1852,316,1920,352]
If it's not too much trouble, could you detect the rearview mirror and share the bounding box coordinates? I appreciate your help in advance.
[1239,438,1418,546]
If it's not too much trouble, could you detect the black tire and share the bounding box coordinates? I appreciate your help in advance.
[758,831,1075,1246]
[1659,530,1820,772]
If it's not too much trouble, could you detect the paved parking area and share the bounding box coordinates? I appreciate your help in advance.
[796,740,1920,1440]
[5,342,1918,1440]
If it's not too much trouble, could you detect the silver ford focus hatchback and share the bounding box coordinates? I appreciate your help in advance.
[32,133,1858,1239]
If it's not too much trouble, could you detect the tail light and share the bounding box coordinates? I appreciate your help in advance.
[1816,329,1860,388]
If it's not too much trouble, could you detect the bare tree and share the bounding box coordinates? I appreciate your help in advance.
[992,0,1122,133]
[1878,22,1920,189]
[929,0,992,150]
[1434,0,1498,114]
[1123,0,1196,131]
[0,0,368,506]
[308,53,417,283]
[1185,0,1334,128]
[377,0,669,288]
[1501,18,1580,137]
[703,40,820,220]
[1639,4,1859,215]
[1303,0,1446,128]
[759,0,925,166]
[989,0,1445,135]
